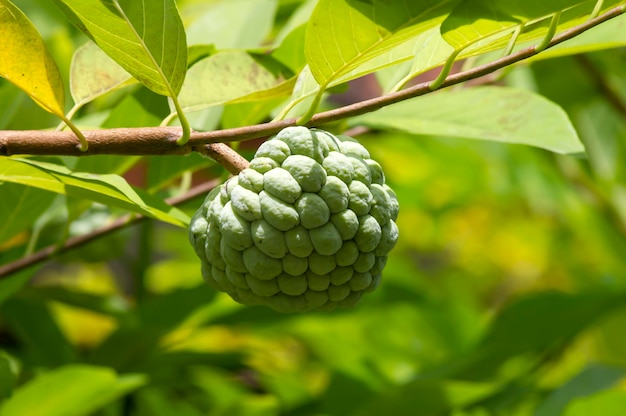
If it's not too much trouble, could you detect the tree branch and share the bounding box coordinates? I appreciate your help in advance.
[1,5,623,158]
[576,54,626,118]
[0,178,221,279]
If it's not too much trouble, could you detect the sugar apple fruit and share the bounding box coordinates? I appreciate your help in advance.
[189,126,399,312]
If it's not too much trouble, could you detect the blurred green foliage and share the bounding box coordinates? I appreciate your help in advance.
[1,0,626,415]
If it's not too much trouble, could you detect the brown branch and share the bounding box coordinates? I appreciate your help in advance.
[0,179,221,279]
[198,143,250,174]
[1,4,624,158]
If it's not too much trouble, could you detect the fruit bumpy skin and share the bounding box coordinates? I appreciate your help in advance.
[189,127,399,313]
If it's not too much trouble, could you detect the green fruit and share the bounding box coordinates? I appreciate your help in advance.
[189,126,399,313]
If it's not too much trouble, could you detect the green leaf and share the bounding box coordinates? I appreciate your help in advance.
[0,0,65,116]
[536,364,625,416]
[0,183,56,246]
[178,51,288,112]
[56,0,187,97]
[352,86,584,154]
[0,158,189,227]
[0,365,146,416]
[304,0,459,87]
[69,40,133,110]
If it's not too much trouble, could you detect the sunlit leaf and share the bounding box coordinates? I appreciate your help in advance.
[178,51,290,112]
[305,0,460,87]
[69,40,133,109]
[0,158,189,227]
[56,0,187,96]
[527,13,626,60]
[0,0,65,116]
[441,0,624,54]
[184,0,277,49]
[385,2,626,92]
[353,86,585,154]
[0,365,146,416]
[565,389,626,416]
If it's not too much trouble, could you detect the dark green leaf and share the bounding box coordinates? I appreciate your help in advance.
[0,183,56,245]
[1,297,77,367]
[0,350,17,400]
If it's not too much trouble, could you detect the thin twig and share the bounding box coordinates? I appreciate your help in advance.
[576,54,626,118]
[0,179,221,279]
[0,5,623,158]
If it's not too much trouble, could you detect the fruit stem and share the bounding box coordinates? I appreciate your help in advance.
[199,143,250,174]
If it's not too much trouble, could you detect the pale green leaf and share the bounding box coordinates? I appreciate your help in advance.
[565,389,626,416]
[0,365,146,416]
[178,51,288,112]
[185,0,277,49]
[56,0,187,96]
[352,86,584,154]
[389,1,626,92]
[441,0,624,54]
[0,158,189,227]
[274,0,317,46]
[526,13,626,61]
[0,0,64,116]
[70,40,133,108]
[304,0,459,87]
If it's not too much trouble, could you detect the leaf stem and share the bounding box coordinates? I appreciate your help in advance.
[503,23,524,57]
[297,87,325,125]
[171,96,192,145]
[60,116,89,151]
[429,50,461,91]
[535,12,561,53]
[591,0,605,19]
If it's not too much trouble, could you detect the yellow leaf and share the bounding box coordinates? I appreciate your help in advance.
[0,0,64,116]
